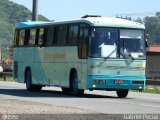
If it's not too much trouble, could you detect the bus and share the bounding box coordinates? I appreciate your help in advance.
[13,15,146,98]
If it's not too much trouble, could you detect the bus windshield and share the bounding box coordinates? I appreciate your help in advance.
[89,27,145,59]
[89,27,118,58]
[119,29,145,59]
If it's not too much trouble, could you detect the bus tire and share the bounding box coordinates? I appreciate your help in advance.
[25,69,33,91]
[70,71,84,96]
[61,87,71,93]
[33,85,42,91]
[116,89,129,98]
[25,69,42,91]
[77,89,84,96]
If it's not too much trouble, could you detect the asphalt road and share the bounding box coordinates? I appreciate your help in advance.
[0,81,160,114]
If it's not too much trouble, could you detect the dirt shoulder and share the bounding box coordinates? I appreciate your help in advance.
[0,97,98,120]
[0,97,94,114]
[0,97,124,120]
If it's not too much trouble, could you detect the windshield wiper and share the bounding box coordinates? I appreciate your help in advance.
[104,47,117,59]
[97,47,117,67]
[121,51,134,60]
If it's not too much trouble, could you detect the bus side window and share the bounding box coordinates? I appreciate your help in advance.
[68,25,78,45]
[57,25,68,45]
[19,30,25,46]
[53,27,58,44]
[38,28,45,46]
[46,26,54,46]
[78,24,89,59]
[29,29,36,46]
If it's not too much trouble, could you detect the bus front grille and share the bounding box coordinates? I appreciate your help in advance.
[132,81,144,85]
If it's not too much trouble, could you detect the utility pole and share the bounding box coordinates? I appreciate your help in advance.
[0,49,1,62]
[32,0,38,21]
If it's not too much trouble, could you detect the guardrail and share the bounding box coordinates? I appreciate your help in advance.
[146,79,160,85]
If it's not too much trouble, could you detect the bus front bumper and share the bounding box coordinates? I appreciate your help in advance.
[87,75,146,90]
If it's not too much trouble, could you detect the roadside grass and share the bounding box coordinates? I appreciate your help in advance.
[143,88,160,94]
[143,85,160,94]
[131,85,160,94]
[0,77,15,82]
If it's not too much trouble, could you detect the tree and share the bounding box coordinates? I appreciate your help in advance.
[144,12,160,45]
[0,0,49,59]
[135,17,143,24]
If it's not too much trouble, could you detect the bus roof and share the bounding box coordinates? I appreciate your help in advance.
[16,17,145,29]
[83,17,145,29]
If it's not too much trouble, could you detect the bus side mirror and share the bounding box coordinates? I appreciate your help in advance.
[145,30,149,47]
[145,39,149,47]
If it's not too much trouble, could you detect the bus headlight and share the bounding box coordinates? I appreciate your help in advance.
[139,86,142,89]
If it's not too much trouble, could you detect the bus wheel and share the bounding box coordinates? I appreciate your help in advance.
[33,85,42,91]
[116,89,129,98]
[25,69,33,91]
[25,69,42,91]
[71,72,84,96]
[61,87,71,93]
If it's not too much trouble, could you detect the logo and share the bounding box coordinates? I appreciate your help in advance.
[1,114,18,120]
[117,71,120,75]
[2,114,8,120]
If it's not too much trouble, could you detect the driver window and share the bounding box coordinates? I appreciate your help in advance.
[89,28,118,58]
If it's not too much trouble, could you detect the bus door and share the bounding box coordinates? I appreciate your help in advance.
[34,28,48,85]
[17,30,26,63]
[25,29,36,63]
[15,30,26,82]
[44,47,57,85]
[78,24,89,89]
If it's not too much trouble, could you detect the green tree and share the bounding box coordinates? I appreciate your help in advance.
[144,12,160,45]
[0,0,49,59]
[135,17,143,24]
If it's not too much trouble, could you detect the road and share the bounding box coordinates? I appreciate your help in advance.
[0,81,160,114]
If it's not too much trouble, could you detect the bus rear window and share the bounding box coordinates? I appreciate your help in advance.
[14,30,19,46]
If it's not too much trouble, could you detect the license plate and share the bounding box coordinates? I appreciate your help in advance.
[114,80,124,84]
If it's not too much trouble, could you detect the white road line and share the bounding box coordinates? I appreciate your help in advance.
[102,99,160,109]
[135,96,160,100]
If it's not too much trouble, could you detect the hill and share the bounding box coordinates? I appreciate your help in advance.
[0,0,48,58]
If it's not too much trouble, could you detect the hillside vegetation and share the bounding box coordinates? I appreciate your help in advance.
[0,0,48,53]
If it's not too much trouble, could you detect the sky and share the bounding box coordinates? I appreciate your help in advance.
[10,0,160,21]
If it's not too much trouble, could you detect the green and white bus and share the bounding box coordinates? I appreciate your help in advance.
[13,15,146,98]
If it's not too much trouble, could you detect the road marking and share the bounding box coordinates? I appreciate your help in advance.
[102,99,160,109]
[81,98,89,100]
[136,96,160,100]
